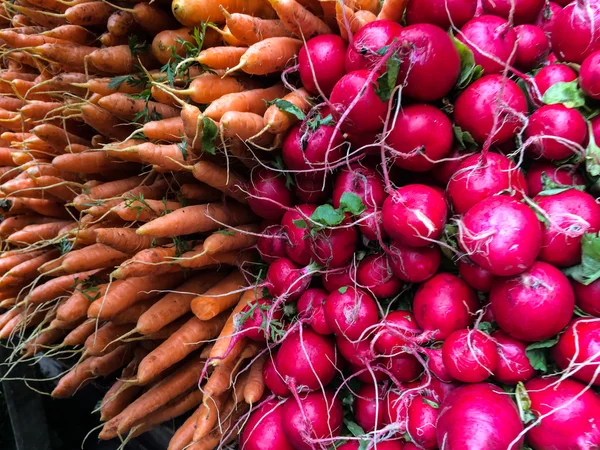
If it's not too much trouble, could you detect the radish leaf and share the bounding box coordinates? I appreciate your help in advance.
[542,80,586,109]
[201,117,218,155]
[563,233,600,285]
[452,36,484,89]
[266,99,306,121]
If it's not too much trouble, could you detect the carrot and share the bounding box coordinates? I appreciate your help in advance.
[22,327,65,357]
[337,4,376,39]
[167,72,262,105]
[31,176,80,202]
[214,24,246,46]
[41,24,96,45]
[87,45,158,75]
[97,93,180,123]
[51,356,96,398]
[130,3,180,34]
[20,101,65,122]
[268,0,332,38]
[204,224,260,255]
[119,142,196,172]
[169,404,204,450]
[220,111,275,147]
[32,123,91,152]
[0,30,70,48]
[137,202,256,238]
[0,312,25,339]
[61,243,129,273]
[191,393,227,441]
[190,271,247,320]
[24,269,101,305]
[0,250,46,274]
[112,198,183,222]
[135,311,229,384]
[100,368,143,421]
[203,83,286,121]
[48,317,84,331]
[63,318,96,346]
[30,43,96,72]
[0,197,69,217]
[187,406,247,450]
[84,322,134,356]
[180,183,222,202]
[0,96,25,112]
[89,343,134,377]
[7,4,67,28]
[4,249,59,280]
[63,2,115,26]
[189,161,248,204]
[143,116,185,142]
[171,0,275,26]
[225,37,303,76]
[95,228,167,254]
[223,10,293,45]
[113,300,159,328]
[195,46,247,70]
[57,284,107,322]
[244,354,266,404]
[84,174,145,201]
[6,221,73,244]
[263,87,311,134]
[0,309,21,331]
[204,343,258,397]
[151,27,197,65]
[110,246,179,280]
[107,10,135,36]
[0,148,18,166]
[76,77,145,96]
[51,152,130,174]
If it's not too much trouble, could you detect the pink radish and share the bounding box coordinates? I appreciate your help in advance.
[481,0,544,24]
[345,20,403,73]
[492,330,535,384]
[281,204,317,265]
[533,63,578,96]
[356,253,403,298]
[514,24,550,71]
[383,389,409,425]
[310,225,358,268]
[431,147,472,187]
[240,298,283,342]
[534,1,562,36]
[266,257,312,300]
[571,279,600,317]
[294,174,330,203]
[355,384,385,432]
[525,161,584,196]
[388,241,441,283]
[332,164,385,209]
[385,352,423,382]
[298,34,347,96]
[553,318,600,385]
[424,347,454,383]
[405,0,477,29]
[324,286,379,340]
[407,395,440,450]
[322,266,354,294]
[297,288,332,335]
[257,223,288,263]
[551,1,600,63]
[375,310,421,356]
[580,50,600,100]
[263,353,290,397]
[248,168,294,220]
[457,259,495,292]
[337,335,377,367]
[442,329,498,383]
[240,399,294,450]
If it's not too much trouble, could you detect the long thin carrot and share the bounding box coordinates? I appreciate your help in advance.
[0,250,46,274]
[63,2,115,26]
[42,24,96,45]
[203,224,261,255]
[171,0,275,26]
[100,349,146,421]
[5,249,59,280]
[61,243,129,273]
[204,341,262,397]
[22,327,66,357]
[263,87,311,134]
[97,93,180,122]
[111,299,156,325]
[180,183,222,202]
[190,270,246,320]
[24,269,101,305]
[177,248,248,269]
[57,284,107,322]
[192,393,228,441]
[220,111,275,147]
[0,197,69,217]
[80,104,136,141]
[244,354,266,404]
[63,318,96,346]
[142,116,185,142]
[190,161,249,204]
[203,83,287,121]
[110,246,179,280]
[6,221,74,244]
[223,10,293,45]
[112,198,183,222]
[169,403,204,450]
[52,356,96,398]
[76,78,145,96]
[95,228,169,254]
[377,0,409,21]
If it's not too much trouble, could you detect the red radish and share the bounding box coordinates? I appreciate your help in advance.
[385,352,423,382]
[266,258,312,301]
[525,104,588,161]
[322,266,354,293]
[554,319,600,385]
[355,384,385,432]
[436,383,524,449]
[458,259,495,292]
[413,273,479,340]
[324,286,379,340]
[454,75,527,145]
[257,223,288,263]
[337,335,377,367]
[580,50,600,100]
[310,225,358,268]
[442,329,498,383]
[428,378,460,403]
[397,24,461,101]
[383,389,409,425]
[345,20,404,73]
[357,208,387,241]
[407,395,439,450]
[525,377,600,449]
[263,354,290,397]
[240,298,283,342]
[298,35,347,96]
[375,310,421,356]
[248,169,294,221]
[332,165,385,209]
[534,1,562,35]
[481,0,544,24]
[552,1,600,63]
[492,331,535,384]
[490,261,575,342]
[281,391,343,450]
[458,195,542,276]
[405,0,477,29]
[388,241,441,283]
[338,441,404,450]
[240,399,293,450]
[356,253,403,298]
[382,184,448,248]
[276,328,338,391]
[431,147,472,187]
[514,25,550,71]
[297,288,332,335]
[526,161,585,196]
[282,204,317,265]
[457,16,517,74]
[447,152,528,215]
[330,70,389,133]
[294,174,330,203]
[572,279,600,317]
[424,347,453,383]
[351,363,389,384]
[387,104,453,172]
[535,189,600,267]
[532,63,578,96]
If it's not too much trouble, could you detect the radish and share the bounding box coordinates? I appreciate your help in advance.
[338,441,404,450]
[524,377,600,449]
[431,147,472,187]
[281,391,343,450]
[355,384,385,432]
[330,70,389,134]
[514,25,550,71]
[266,258,313,301]
[454,75,528,145]
[257,223,288,263]
[351,362,389,384]
[322,266,354,293]
[447,152,528,215]
[388,241,441,283]
[385,352,423,382]
[490,261,575,341]
[294,174,330,203]
[248,169,294,220]
[240,399,293,450]
[580,50,600,100]
[332,165,385,209]
[397,24,461,101]
[310,225,358,268]
[240,298,283,342]
[481,0,544,24]
[413,273,479,340]
[551,1,600,63]
[405,0,477,29]
[534,1,562,36]
[525,104,588,161]
[383,389,409,425]
[457,259,495,292]
[298,34,347,96]
[324,286,379,340]
[442,329,498,383]
[428,378,460,403]
[282,204,317,265]
[424,347,454,383]
[337,335,377,367]
[276,328,338,391]
[387,104,453,172]
[571,279,600,317]
[345,20,404,73]
[382,184,448,248]
[457,16,517,74]
[358,208,387,241]
[263,353,290,397]
[534,189,600,267]
[297,288,332,335]
[525,161,585,196]
[492,330,535,384]
[532,63,578,96]
[375,310,421,356]
[407,395,440,450]
[553,318,600,385]
[458,195,542,276]
[357,253,403,298]
[436,383,524,449]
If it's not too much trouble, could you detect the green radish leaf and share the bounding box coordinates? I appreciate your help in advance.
[292,219,308,229]
[311,204,345,227]
[338,286,348,294]
[452,36,484,90]
[374,52,400,102]
[339,192,366,215]
[525,337,559,373]
[515,382,537,424]
[423,398,440,409]
[201,117,218,155]
[537,172,586,195]
[266,99,306,120]
[585,123,600,178]
[542,80,586,109]
[344,420,365,437]
[453,125,477,149]
[477,321,494,335]
[563,233,600,285]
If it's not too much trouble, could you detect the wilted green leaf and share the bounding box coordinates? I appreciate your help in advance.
[526,337,559,373]
[374,53,400,102]
[453,125,477,149]
[542,80,586,109]
[201,117,218,155]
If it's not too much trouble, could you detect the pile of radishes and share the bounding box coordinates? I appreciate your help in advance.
[234,1,600,449]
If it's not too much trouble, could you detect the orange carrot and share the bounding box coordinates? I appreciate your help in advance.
[84,322,134,356]
[63,318,96,346]
[167,72,262,104]
[42,24,96,45]
[32,123,91,152]
[121,142,196,171]
[30,43,96,72]
[106,10,135,36]
[130,3,180,35]
[223,10,293,45]
[111,299,156,325]
[225,37,303,76]
[171,0,275,26]
[0,197,69,217]
[169,403,204,450]
[112,198,183,222]
[151,27,197,65]
[196,46,247,70]
[87,45,158,75]
[0,309,21,331]
[268,0,332,38]
[263,87,311,134]
[189,161,248,204]
[203,224,260,255]
[57,284,107,323]
[176,247,246,269]
[6,221,73,244]
[203,83,286,121]
[64,2,115,26]
[90,343,135,377]
[4,249,59,280]
[97,93,180,122]
[22,328,65,357]
[244,354,266,403]
[190,270,246,320]
[52,152,133,174]
[95,228,168,254]
[61,243,129,273]
[76,77,145,96]
[51,356,96,398]
[143,116,185,142]
[0,250,46,274]
[180,183,222,202]
[377,0,408,20]
[110,246,179,280]
[191,393,228,441]
[220,111,275,147]
[24,269,101,305]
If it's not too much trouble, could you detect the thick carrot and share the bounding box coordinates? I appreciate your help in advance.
[100,375,143,422]
[8,4,67,28]
[268,0,332,38]
[244,354,266,404]
[20,101,65,122]
[0,197,68,217]
[151,27,197,65]
[131,3,180,34]
[180,183,222,202]
[0,309,21,331]
[220,111,275,147]
[0,30,69,48]
[32,123,90,152]
[203,83,286,121]
[0,250,46,274]
[22,328,65,357]
[377,0,409,21]
[203,224,260,255]
[196,47,247,70]
[112,198,183,222]
[6,221,73,244]
[5,249,59,280]
[172,72,261,104]
[263,87,311,134]
[124,142,196,171]
[42,24,96,45]
[337,5,377,39]
[64,2,115,26]
[24,269,101,305]
[87,45,158,75]
[77,78,145,96]
[89,343,134,377]
[191,393,227,441]
[190,270,246,320]
[30,43,96,72]
[225,37,303,76]
[111,299,156,325]
[190,161,248,204]
[61,243,129,273]
[224,11,293,45]
[106,10,135,36]
[97,93,180,123]
[169,403,204,450]
[171,0,275,25]
[110,246,179,280]
[143,116,185,141]
[84,175,145,200]
[0,148,18,166]
[84,322,134,356]
[204,345,254,397]
[52,152,132,174]
[63,318,96,346]
[0,97,25,112]
[57,284,107,322]
[51,356,96,398]
[137,202,256,238]
[95,228,168,254]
